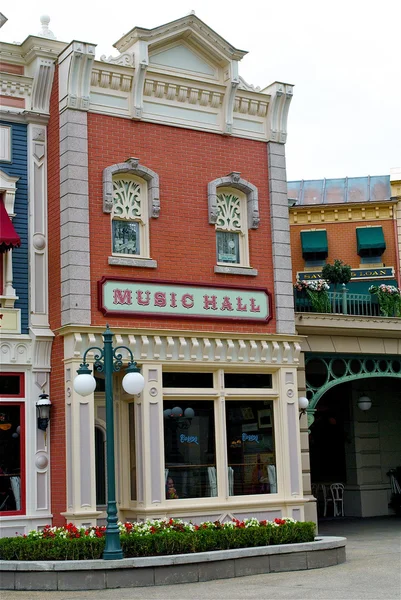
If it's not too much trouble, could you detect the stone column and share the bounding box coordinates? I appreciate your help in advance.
[58,41,95,326]
[267,141,295,335]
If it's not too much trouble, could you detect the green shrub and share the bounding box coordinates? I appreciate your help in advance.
[0,518,316,561]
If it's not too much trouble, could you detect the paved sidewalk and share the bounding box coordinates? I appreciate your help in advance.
[1,516,400,600]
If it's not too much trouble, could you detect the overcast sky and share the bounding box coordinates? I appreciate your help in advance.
[2,0,400,181]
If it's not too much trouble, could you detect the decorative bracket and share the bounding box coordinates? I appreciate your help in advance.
[58,41,96,111]
[264,82,294,144]
[224,60,240,135]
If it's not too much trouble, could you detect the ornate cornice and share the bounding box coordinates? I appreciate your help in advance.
[290,202,395,225]
[0,74,32,99]
[60,326,303,366]
[113,14,247,63]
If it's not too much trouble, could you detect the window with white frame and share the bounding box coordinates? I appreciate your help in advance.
[111,174,149,258]
[208,172,259,275]
[215,187,248,266]
[161,370,277,502]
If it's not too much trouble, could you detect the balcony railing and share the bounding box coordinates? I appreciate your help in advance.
[294,287,382,317]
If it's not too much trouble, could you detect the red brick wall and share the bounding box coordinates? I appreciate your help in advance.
[47,66,66,526]
[87,114,276,334]
[290,219,397,279]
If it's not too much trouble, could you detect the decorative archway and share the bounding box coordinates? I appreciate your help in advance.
[305,354,401,426]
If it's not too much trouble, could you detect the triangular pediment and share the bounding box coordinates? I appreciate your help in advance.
[114,14,247,66]
[149,42,216,77]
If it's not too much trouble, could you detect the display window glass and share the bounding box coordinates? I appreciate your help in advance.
[0,402,25,514]
[163,400,216,500]
[225,400,277,496]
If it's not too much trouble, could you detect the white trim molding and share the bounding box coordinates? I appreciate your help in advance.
[103,157,160,218]
[208,171,259,229]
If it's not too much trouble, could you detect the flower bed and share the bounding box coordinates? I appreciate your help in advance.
[0,517,315,561]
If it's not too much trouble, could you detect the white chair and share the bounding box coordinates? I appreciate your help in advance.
[313,483,331,517]
[330,483,345,517]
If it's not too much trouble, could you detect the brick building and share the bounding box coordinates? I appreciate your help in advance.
[288,175,401,518]
[44,14,309,528]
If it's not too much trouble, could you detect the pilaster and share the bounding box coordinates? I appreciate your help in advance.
[137,364,164,512]
[62,359,100,526]
[268,142,295,334]
[28,123,51,329]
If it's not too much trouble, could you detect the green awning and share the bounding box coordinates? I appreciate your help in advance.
[356,227,386,254]
[301,230,328,257]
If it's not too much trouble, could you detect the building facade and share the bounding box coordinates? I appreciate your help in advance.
[288,175,401,518]
[0,27,65,535]
[44,14,310,528]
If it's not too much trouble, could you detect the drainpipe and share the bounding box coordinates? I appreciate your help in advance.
[393,206,401,287]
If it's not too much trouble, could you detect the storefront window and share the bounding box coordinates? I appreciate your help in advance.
[129,403,136,501]
[225,400,277,496]
[0,403,24,513]
[163,400,216,499]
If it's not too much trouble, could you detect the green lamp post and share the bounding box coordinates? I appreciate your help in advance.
[73,325,145,560]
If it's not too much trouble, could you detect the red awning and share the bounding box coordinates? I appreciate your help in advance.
[0,200,21,253]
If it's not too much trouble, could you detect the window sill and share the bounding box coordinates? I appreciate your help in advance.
[214,265,258,276]
[108,256,157,268]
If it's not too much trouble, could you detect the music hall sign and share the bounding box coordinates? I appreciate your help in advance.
[98,277,271,322]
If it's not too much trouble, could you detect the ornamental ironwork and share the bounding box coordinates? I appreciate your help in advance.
[305,354,401,426]
[112,179,142,220]
[216,193,242,231]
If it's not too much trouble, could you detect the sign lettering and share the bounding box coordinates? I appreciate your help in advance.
[298,267,394,282]
[100,279,270,321]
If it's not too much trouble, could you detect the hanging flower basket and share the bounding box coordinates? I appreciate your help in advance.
[369,284,401,317]
[294,280,331,313]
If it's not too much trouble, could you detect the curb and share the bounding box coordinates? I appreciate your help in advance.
[0,536,346,590]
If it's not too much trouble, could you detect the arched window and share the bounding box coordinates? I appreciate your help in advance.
[215,187,248,266]
[103,158,159,268]
[208,172,259,276]
[112,174,148,257]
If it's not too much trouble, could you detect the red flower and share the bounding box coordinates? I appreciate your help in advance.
[274,518,286,525]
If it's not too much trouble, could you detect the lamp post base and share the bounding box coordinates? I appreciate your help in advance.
[103,532,124,560]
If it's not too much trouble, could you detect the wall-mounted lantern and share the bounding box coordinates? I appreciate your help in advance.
[36,393,52,432]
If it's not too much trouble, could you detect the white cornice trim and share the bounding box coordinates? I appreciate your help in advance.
[0,109,49,124]
[296,313,401,338]
[114,15,247,63]
[61,328,303,366]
